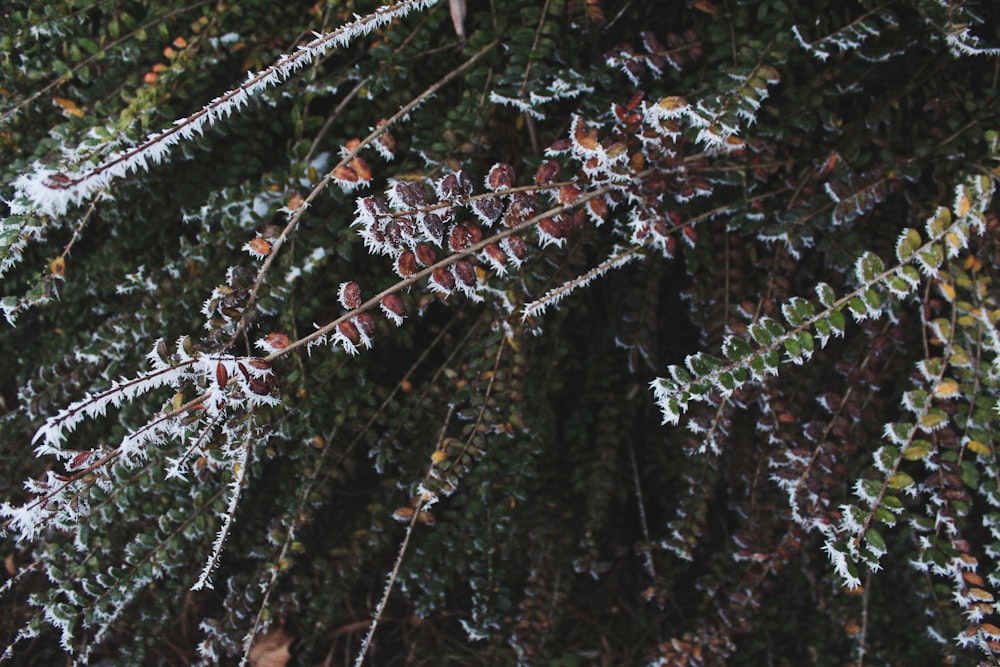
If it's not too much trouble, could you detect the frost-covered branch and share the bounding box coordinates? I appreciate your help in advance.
[522,244,642,320]
[9,0,440,217]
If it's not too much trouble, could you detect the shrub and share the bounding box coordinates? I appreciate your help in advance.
[2,0,1000,664]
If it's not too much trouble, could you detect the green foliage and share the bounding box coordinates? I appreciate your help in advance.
[2,0,1000,664]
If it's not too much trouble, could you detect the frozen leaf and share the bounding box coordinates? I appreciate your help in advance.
[245,237,272,258]
[486,163,516,190]
[888,472,914,490]
[380,294,406,325]
[338,281,362,310]
[53,97,84,118]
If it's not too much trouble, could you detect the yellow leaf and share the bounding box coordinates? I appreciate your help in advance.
[53,97,84,118]
[934,380,959,398]
[967,440,992,456]
[950,350,971,366]
[658,96,689,111]
[938,281,955,301]
[957,194,971,217]
[903,441,933,461]
[945,231,963,252]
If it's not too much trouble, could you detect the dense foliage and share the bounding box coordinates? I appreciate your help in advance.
[2,0,1000,664]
